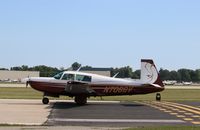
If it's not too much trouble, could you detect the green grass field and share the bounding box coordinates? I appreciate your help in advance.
[0,87,200,101]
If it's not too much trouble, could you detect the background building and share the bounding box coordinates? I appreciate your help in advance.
[0,68,111,83]
[0,70,40,82]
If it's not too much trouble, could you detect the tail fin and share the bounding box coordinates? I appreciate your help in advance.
[140,59,164,87]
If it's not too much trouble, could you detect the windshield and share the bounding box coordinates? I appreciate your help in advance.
[53,72,63,79]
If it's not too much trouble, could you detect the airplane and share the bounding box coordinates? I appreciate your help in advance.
[163,80,177,85]
[26,59,164,105]
[182,81,192,85]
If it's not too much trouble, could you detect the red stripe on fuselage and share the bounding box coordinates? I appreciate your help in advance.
[29,81,65,94]
[29,81,164,96]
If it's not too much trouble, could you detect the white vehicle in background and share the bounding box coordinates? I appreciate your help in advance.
[182,81,192,85]
[163,80,177,85]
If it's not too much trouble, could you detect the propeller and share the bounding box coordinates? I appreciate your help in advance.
[26,75,30,88]
[26,81,29,88]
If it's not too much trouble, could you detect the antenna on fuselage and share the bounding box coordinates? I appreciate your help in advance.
[76,66,82,72]
[113,72,119,78]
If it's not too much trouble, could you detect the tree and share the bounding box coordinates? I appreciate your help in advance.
[169,70,181,81]
[71,62,81,70]
[132,70,140,79]
[195,69,200,82]
[159,68,170,81]
[31,65,60,77]
[21,65,29,71]
[111,66,133,78]
[178,69,191,82]
[190,70,197,82]
[82,65,92,69]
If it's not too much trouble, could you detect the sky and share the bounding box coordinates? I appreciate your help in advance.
[0,0,200,70]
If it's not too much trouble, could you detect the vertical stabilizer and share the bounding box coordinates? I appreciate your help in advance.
[140,59,164,87]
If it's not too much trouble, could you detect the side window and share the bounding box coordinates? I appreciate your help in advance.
[82,76,92,82]
[62,74,74,80]
[76,74,92,82]
[76,74,84,81]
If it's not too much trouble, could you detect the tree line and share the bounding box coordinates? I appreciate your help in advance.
[159,68,200,82]
[1,62,200,82]
[112,68,200,82]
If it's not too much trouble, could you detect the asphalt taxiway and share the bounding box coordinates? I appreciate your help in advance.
[46,101,200,127]
[0,99,200,128]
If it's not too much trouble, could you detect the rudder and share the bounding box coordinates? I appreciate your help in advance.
[140,59,164,87]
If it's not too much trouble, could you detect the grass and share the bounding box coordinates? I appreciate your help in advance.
[0,87,42,99]
[0,87,200,101]
[126,126,200,130]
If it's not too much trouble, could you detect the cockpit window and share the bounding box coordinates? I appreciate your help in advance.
[61,74,75,81]
[76,74,92,82]
[53,72,63,79]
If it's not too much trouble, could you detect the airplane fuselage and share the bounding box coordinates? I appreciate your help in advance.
[29,71,164,97]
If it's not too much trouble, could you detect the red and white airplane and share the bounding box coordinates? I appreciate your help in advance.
[26,59,164,105]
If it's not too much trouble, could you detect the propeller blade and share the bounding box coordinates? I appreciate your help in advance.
[26,75,30,88]
[26,81,29,88]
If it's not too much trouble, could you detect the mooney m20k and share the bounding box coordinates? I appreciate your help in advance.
[26,59,164,105]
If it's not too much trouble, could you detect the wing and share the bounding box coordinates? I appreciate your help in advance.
[65,81,96,95]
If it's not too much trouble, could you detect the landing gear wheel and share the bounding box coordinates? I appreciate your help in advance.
[75,95,87,105]
[156,93,161,101]
[42,97,49,104]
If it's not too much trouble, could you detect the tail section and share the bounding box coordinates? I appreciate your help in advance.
[140,59,164,87]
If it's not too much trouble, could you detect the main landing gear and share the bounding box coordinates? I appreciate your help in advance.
[156,93,161,101]
[74,95,87,105]
[42,97,49,104]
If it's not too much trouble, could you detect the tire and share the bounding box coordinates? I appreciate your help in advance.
[75,95,87,105]
[42,97,49,104]
[156,93,161,101]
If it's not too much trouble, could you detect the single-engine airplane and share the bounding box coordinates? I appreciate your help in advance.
[26,59,164,105]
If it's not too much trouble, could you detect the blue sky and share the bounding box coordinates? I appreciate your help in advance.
[0,0,200,70]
